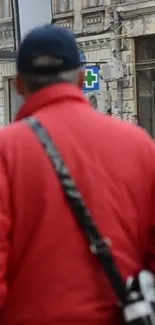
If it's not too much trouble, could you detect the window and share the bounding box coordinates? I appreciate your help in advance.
[52,0,73,14]
[82,0,103,9]
[135,36,155,63]
[135,36,155,138]
[0,0,12,19]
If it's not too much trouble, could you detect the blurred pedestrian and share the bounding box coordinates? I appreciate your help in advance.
[0,25,155,325]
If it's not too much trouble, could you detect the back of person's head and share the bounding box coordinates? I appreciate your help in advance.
[15,25,84,98]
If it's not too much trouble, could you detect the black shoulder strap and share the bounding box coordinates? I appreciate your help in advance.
[24,116,127,304]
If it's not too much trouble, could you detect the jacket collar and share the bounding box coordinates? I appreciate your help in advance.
[15,83,88,121]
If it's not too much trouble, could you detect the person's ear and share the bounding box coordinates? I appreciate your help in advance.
[77,69,85,89]
[15,74,25,96]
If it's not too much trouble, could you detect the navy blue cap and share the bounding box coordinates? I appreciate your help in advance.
[17,25,81,74]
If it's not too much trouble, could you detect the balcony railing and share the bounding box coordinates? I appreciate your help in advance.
[0,17,14,50]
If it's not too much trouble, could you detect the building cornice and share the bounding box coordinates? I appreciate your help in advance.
[52,10,74,20]
[118,0,155,18]
[77,33,112,50]
[77,33,112,43]
[81,5,105,15]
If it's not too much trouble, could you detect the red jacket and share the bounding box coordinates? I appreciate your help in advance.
[0,83,155,325]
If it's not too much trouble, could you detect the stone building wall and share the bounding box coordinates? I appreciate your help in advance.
[0,0,155,125]
[0,17,15,126]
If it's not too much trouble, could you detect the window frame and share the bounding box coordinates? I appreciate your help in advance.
[52,0,73,14]
[0,0,12,19]
[82,0,103,9]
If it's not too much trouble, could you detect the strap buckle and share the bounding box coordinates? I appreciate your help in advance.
[90,238,110,255]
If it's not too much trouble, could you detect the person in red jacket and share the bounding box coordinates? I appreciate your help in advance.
[0,25,155,325]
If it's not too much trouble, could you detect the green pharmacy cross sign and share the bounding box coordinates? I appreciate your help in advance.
[85,70,97,86]
[84,66,99,92]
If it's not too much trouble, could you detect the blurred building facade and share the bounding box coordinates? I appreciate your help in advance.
[52,0,155,136]
[0,0,154,136]
[0,0,14,126]
[119,0,155,137]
